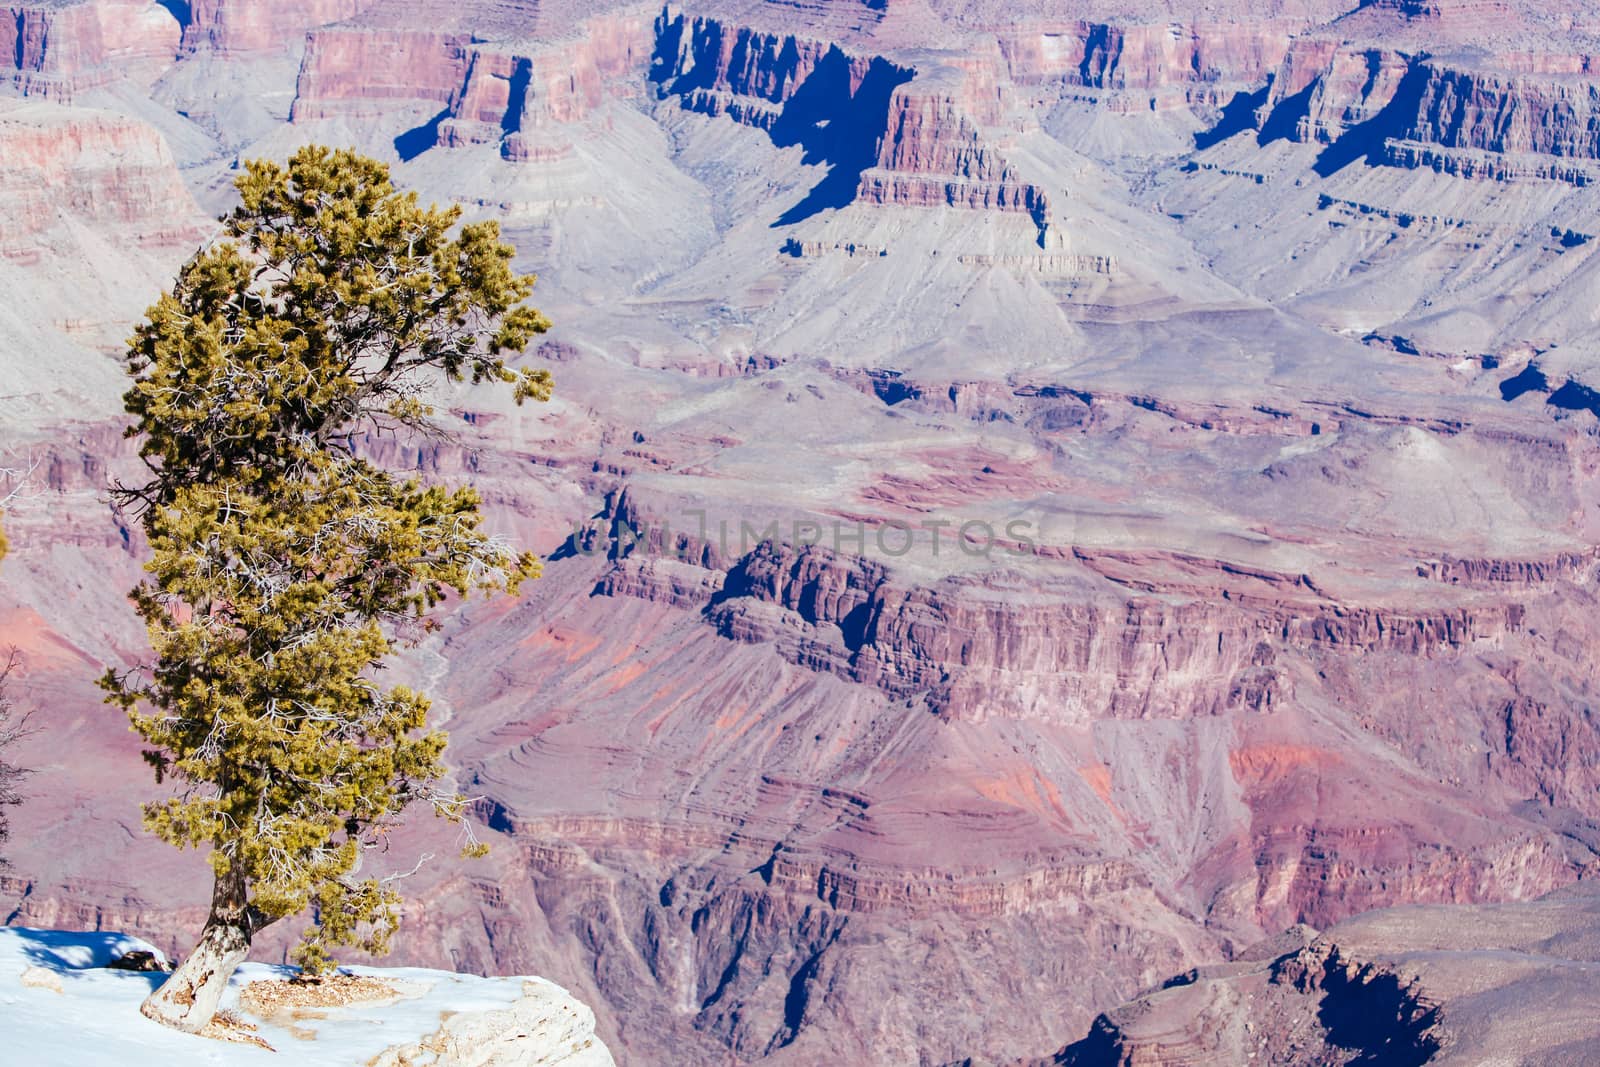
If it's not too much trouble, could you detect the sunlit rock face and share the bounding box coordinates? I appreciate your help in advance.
[1049,882,1600,1065]
[9,0,1600,1063]
[0,1,182,97]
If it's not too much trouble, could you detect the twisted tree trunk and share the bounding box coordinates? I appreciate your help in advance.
[140,868,273,1032]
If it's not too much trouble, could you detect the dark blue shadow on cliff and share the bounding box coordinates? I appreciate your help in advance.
[771,53,913,226]
[155,0,191,26]
[1549,379,1600,418]
[1195,86,1269,151]
[503,58,533,135]
[647,19,912,227]
[395,108,449,162]
[1255,82,1313,146]
[1312,63,1431,177]
[1317,962,1441,1065]
[1499,363,1548,402]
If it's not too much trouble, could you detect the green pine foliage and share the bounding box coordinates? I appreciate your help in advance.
[102,146,551,973]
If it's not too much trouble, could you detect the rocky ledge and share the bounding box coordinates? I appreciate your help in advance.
[1049,882,1600,1065]
[0,926,615,1066]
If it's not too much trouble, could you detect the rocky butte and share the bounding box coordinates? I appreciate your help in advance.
[4,0,1600,1063]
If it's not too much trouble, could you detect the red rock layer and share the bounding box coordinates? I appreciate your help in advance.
[858,83,1050,236]
[1409,63,1600,158]
[0,100,205,252]
[997,21,1296,91]
[1,0,181,98]
[651,9,1048,231]
[591,494,1526,726]
[436,13,652,159]
[1358,0,1514,21]
[1260,17,1600,171]
[652,10,894,128]
[290,28,474,120]
[181,0,380,53]
[1263,39,1414,144]
[656,14,865,105]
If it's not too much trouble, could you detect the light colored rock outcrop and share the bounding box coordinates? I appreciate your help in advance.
[372,979,616,1067]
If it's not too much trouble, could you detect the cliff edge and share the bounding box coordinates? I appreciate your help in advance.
[0,926,616,1066]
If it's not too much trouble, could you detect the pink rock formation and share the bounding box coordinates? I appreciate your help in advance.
[291,28,474,121]
[1262,39,1414,144]
[437,14,652,158]
[1409,62,1600,158]
[858,80,1050,234]
[182,0,380,53]
[997,21,1296,91]
[1257,0,1600,178]
[651,9,1048,231]
[1,0,181,97]
[0,99,204,249]
[652,12,897,128]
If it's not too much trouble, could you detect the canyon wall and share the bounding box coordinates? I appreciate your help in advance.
[291,28,475,121]
[857,79,1052,236]
[182,0,380,53]
[1259,14,1600,181]
[0,0,383,100]
[0,99,204,256]
[1,0,181,97]
[590,496,1531,728]
[438,14,653,158]
[1408,63,1600,158]
[998,21,1296,91]
[650,9,1053,234]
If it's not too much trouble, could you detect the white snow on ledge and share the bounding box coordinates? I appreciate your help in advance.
[0,927,615,1066]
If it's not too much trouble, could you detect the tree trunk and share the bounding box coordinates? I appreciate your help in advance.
[139,868,267,1032]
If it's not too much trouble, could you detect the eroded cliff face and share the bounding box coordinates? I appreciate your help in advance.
[858,80,1051,237]
[596,524,1531,727]
[0,0,385,100]
[0,101,200,243]
[998,21,1296,92]
[646,9,1058,233]
[1407,64,1600,159]
[291,28,474,120]
[1,0,181,97]
[182,0,381,53]
[1260,39,1414,144]
[1052,883,1600,1065]
[1254,3,1600,185]
[440,14,653,159]
[1050,925,1445,1066]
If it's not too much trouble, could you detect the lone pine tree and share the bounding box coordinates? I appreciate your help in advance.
[103,146,551,1032]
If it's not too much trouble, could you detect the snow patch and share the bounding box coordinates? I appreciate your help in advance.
[0,927,614,1066]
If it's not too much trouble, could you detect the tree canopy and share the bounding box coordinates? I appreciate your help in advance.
[104,146,551,1029]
